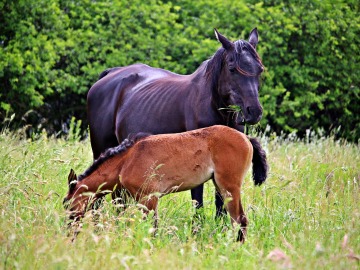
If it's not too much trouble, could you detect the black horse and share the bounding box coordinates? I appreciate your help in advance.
[87,28,264,217]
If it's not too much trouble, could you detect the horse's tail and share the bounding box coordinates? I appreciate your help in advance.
[249,137,268,186]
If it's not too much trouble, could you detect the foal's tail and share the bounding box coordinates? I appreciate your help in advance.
[249,138,268,186]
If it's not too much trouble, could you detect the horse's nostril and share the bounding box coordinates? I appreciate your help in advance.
[246,106,262,117]
[247,107,252,115]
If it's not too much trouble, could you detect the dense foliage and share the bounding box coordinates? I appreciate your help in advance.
[1,0,359,140]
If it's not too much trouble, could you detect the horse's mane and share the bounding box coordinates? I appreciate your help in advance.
[78,132,151,181]
[205,47,226,94]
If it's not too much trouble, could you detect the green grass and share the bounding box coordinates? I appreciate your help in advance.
[0,129,359,269]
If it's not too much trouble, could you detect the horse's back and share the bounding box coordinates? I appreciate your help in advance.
[97,65,195,140]
[87,64,182,158]
[88,63,176,100]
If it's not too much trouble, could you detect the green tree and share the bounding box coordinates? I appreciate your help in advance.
[1,0,359,140]
[248,0,360,140]
[0,0,70,129]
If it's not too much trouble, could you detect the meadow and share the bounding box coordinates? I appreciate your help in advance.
[0,127,359,269]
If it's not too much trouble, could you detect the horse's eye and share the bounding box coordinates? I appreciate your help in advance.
[229,68,235,73]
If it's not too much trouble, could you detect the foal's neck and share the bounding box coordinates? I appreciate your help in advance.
[80,156,124,195]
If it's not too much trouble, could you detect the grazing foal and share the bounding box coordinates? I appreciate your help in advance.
[63,125,268,242]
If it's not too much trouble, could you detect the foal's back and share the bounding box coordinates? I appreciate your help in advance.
[119,125,252,195]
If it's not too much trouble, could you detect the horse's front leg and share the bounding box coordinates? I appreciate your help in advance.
[191,184,204,209]
[214,175,227,219]
[191,184,206,226]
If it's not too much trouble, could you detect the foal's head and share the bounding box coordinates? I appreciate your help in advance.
[63,169,91,221]
[63,133,151,221]
[214,28,264,125]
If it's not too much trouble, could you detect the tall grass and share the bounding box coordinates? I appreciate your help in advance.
[0,129,359,269]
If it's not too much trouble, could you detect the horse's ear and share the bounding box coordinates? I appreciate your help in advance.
[248,28,258,49]
[68,169,78,192]
[214,28,234,51]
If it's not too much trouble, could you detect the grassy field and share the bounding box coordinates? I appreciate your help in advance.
[0,128,359,269]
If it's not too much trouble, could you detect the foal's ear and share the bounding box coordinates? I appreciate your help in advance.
[248,27,259,49]
[68,169,78,192]
[214,28,234,51]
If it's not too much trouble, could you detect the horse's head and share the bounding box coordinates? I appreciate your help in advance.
[63,169,90,221]
[215,28,264,125]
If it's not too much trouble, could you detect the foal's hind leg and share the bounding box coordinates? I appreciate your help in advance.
[214,175,248,243]
[223,187,247,242]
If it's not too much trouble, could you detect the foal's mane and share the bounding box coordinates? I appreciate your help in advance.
[78,133,151,181]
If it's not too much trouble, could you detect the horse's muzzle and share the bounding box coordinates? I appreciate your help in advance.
[243,105,262,125]
[236,113,245,125]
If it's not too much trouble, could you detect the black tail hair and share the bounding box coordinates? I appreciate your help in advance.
[249,137,268,185]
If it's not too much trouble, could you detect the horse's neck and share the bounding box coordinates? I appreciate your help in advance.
[190,62,216,96]
[189,60,229,124]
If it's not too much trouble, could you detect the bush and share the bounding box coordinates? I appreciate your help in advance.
[0,0,359,141]
[249,0,360,141]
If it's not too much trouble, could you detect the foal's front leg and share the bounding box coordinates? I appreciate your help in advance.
[140,195,159,235]
[111,189,131,213]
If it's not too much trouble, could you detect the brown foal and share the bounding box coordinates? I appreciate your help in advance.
[63,125,268,242]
